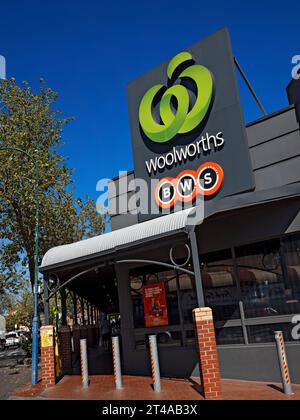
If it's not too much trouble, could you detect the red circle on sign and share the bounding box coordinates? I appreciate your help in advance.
[196,162,224,196]
[175,170,197,203]
[155,178,176,209]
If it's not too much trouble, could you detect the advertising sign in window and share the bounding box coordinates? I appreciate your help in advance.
[143,282,169,327]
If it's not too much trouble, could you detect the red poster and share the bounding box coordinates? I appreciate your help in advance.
[143,282,168,327]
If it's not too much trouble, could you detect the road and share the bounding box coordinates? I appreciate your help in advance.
[0,348,31,400]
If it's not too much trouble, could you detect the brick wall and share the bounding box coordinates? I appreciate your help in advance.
[193,307,222,400]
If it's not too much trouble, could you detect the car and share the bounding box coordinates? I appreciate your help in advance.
[0,332,5,351]
[5,332,21,348]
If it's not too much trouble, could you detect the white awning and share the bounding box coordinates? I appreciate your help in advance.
[41,208,196,271]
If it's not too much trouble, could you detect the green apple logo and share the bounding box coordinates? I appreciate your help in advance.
[139,51,214,143]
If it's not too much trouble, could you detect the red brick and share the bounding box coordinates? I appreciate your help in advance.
[193,307,222,400]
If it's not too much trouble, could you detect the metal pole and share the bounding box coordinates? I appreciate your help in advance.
[149,335,161,392]
[239,301,249,345]
[60,288,67,326]
[43,277,50,325]
[274,331,293,395]
[81,298,85,325]
[189,230,205,307]
[80,339,89,388]
[112,336,122,389]
[234,57,267,116]
[32,156,40,385]
[73,293,78,325]
[87,303,90,325]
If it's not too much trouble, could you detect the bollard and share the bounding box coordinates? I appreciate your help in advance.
[149,335,161,392]
[112,336,122,389]
[80,339,89,388]
[274,331,293,395]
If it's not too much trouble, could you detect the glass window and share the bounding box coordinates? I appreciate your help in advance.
[134,331,183,350]
[178,274,198,324]
[281,235,300,315]
[185,330,196,347]
[201,249,241,322]
[235,239,300,318]
[247,323,295,344]
[184,327,244,346]
[215,327,245,345]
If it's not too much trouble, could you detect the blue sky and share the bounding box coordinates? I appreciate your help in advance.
[0,0,299,202]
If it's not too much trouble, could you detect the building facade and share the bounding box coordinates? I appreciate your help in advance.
[41,29,300,384]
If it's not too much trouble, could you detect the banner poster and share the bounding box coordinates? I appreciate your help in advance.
[143,282,168,327]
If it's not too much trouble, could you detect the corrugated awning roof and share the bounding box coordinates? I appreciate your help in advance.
[41,208,195,271]
[41,182,300,272]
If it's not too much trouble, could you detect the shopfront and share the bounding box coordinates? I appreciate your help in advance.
[40,28,300,384]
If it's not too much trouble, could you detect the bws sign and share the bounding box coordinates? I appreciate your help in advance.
[155,162,224,208]
[127,28,254,222]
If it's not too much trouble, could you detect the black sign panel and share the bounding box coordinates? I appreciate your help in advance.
[127,28,254,222]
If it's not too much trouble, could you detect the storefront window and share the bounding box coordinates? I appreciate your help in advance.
[178,274,198,324]
[235,239,300,318]
[247,323,294,344]
[134,331,183,350]
[201,249,241,322]
[130,233,300,349]
[281,235,300,315]
[215,327,245,345]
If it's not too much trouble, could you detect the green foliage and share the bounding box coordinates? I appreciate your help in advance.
[0,78,106,291]
[5,290,33,330]
[0,273,24,315]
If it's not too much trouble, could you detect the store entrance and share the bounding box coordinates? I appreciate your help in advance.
[48,263,121,377]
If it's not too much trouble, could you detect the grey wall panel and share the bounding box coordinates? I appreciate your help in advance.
[108,172,135,199]
[218,343,300,384]
[250,130,300,171]
[197,198,300,254]
[109,190,137,215]
[121,344,300,383]
[254,155,300,190]
[110,213,138,231]
[246,108,298,148]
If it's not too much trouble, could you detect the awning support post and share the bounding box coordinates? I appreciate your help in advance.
[43,276,50,326]
[189,229,205,307]
[81,298,85,325]
[87,303,91,325]
[60,288,67,326]
[72,293,78,325]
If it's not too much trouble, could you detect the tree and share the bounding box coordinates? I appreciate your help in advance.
[0,270,23,315]
[0,78,105,291]
[5,290,33,330]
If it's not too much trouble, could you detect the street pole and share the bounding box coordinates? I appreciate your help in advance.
[0,147,39,385]
[32,159,39,385]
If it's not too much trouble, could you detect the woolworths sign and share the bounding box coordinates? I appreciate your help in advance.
[127,28,254,222]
